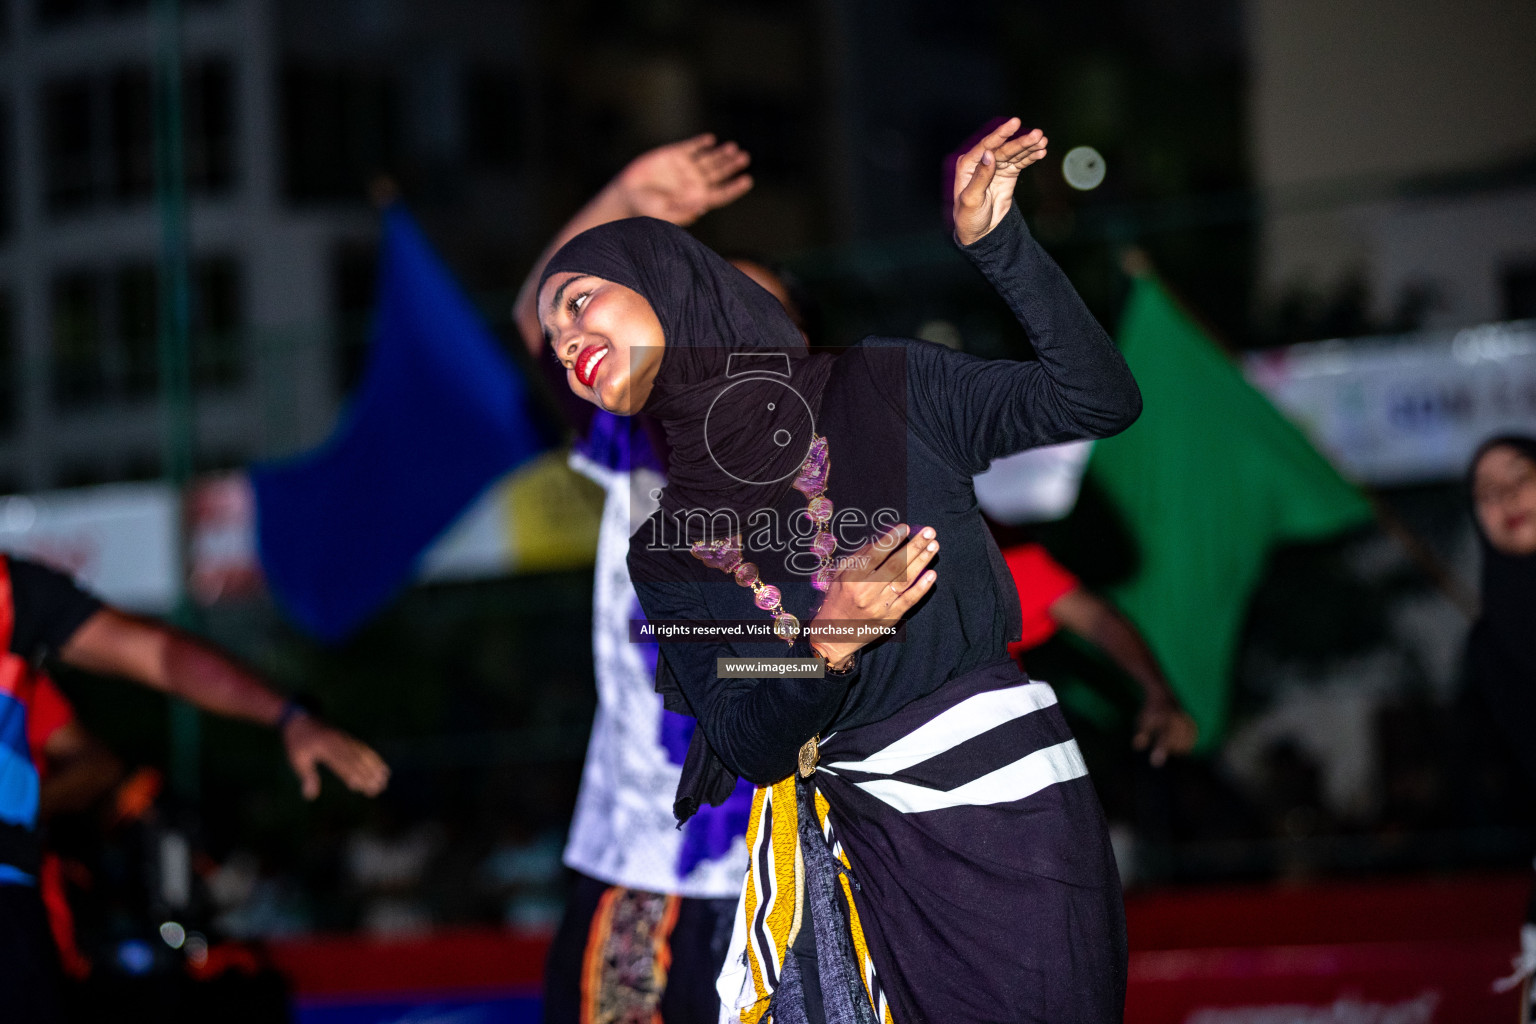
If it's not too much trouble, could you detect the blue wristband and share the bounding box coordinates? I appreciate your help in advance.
[275,698,307,731]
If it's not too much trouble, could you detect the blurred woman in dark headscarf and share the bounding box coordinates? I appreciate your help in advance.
[1467,435,1536,1001]
[1469,435,1536,776]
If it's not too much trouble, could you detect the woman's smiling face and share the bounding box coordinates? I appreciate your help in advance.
[540,271,666,415]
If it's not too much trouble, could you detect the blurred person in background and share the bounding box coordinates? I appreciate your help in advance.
[1467,436,1536,1010]
[27,670,122,982]
[0,553,391,1023]
[513,134,758,1023]
[1001,542,1197,766]
[537,118,1139,1024]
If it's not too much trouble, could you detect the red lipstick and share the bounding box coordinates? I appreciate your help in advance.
[575,344,608,389]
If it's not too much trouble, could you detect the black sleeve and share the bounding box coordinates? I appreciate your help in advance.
[635,575,854,785]
[904,203,1142,475]
[8,558,104,664]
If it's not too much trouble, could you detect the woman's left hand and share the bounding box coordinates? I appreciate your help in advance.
[952,117,1048,246]
[615,134,753,226]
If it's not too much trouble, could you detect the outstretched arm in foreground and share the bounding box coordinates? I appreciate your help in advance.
[60,610,390,800]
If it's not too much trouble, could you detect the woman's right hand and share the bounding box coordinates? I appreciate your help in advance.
[952,117,1048,246]
[808,524,939,670]
[613,133,753,226]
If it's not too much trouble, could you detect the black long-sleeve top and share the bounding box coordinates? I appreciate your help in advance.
[630,203,1141,787]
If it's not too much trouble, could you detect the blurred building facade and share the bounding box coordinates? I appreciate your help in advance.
[1247,0,1536,335]
[4,0,335,491]
[19,0,1533,489]
[0,0,548,492]
[0,0,862,492]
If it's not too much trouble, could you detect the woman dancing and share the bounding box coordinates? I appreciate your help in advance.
[537,119,1141,1023]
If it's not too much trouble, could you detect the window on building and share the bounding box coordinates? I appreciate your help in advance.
[0,102,13,239]
[45,59,234,217]
[44,78,98,214]
[114,261,158,396]
[282,64,399,202]
[37,0,220,28]
[51,255,243,409]
[36,0,94,26]
[51,272,105,407]
[110,66,154,202]
[184,60,235,194]
[192,255,241,389]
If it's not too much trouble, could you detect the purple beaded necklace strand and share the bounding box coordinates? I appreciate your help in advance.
[689,434,836,645]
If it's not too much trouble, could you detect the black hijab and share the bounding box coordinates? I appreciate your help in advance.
[542,217,835,543]
[1466,434,1536,785]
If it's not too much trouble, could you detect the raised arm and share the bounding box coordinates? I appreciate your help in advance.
[512,134,753,357]
[908,120,1141,473]
[1047,587,1197,765]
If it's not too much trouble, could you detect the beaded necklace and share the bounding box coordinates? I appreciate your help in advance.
[689,434,836,645]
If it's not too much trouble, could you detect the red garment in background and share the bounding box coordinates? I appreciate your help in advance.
[25,672,74,762]
[1002,543,1081,659]
[25,672,92,979]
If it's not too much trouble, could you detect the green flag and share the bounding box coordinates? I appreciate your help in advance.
[1088,276,1373,750]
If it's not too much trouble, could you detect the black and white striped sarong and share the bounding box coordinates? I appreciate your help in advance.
[810,658,1127,1023]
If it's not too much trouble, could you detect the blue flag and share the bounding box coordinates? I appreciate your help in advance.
[250,205,548,641]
